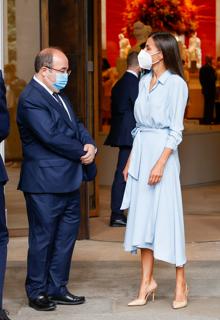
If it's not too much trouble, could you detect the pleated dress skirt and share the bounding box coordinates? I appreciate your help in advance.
[121,127,186,266]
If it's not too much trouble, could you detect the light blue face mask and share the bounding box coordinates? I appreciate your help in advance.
[52,72,68,91]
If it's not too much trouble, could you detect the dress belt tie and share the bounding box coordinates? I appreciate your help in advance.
[128,125,169,180]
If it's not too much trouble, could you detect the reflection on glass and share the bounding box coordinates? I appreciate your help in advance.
[4,63,26,166]
[101,57,118,133]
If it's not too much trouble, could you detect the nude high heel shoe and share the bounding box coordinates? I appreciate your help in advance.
[128,280,157,306]
[172,284,189,309]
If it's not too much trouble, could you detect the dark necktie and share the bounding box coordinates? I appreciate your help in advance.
[52,92,72,120]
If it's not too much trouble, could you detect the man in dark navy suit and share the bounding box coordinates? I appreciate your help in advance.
[105,52,140,227]
[0,70,11,320]
[17,48,96,311]
[199,56,216,124]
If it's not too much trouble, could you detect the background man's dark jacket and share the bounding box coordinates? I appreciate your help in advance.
[199,63,216,97]
[105,72,138,147]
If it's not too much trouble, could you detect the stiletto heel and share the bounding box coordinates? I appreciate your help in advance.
[128,280,157,306]
[151,290,155,302]
[172,284,188,309]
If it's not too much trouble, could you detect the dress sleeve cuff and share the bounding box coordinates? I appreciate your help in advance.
[165,139,177,151]
[165,132,182,151]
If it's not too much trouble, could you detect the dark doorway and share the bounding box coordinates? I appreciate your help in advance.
[45,0,101,238]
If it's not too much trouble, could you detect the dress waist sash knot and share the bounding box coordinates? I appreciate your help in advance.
[128,125,169,180]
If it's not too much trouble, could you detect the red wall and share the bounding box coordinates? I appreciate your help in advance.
[106,0,127,67]
[192,0,216,63]
[106,0,216,67]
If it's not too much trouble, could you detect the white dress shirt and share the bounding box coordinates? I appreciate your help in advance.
[126,70,139,78]
[33,75,72,120]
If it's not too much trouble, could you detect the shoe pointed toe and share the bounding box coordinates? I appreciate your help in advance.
[172,284,188,309]
[128,298,146,306]
[172,300,187,309]
[128,280,157,307]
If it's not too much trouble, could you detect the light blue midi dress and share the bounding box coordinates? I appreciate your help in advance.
[121,70,188,267]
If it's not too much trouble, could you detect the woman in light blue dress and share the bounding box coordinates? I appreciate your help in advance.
[121,32,188,309]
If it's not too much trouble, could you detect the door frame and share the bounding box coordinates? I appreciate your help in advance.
[89,0,102,218]
[40,0,102,238]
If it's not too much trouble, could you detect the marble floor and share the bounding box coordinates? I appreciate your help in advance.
[4,239,220,320]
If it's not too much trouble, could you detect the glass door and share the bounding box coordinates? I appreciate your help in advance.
[45,0,100,238]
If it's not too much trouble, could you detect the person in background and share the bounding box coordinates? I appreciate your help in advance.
[105,52,140,227]
[199,56,216,124]
[17,48,96,311]
[122,32,188,309]
[0,70,11,320]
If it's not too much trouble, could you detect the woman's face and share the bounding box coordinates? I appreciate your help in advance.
[145,37,163,65]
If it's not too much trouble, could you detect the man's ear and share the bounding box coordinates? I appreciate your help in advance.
[40,66,48,78]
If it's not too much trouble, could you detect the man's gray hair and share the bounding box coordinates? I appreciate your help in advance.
[34,47,64,73]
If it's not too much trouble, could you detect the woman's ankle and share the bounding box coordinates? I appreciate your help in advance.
[176,280,186,289]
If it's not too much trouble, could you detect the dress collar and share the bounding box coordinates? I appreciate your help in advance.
[157,70,172,85]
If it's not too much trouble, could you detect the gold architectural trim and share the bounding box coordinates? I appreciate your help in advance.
[92,0,102,217]
[40,0,49,49]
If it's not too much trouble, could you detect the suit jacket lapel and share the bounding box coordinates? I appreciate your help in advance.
[59,94,76,121]
[30,79,74,129]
